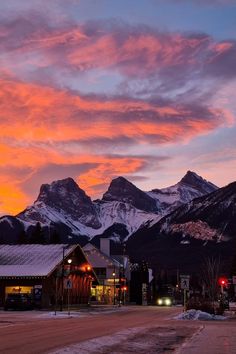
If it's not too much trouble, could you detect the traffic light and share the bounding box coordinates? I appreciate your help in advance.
[218,277,228,288]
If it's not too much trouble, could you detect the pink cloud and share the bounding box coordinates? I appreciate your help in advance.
[0,16,235,215]
[1,19,235,89]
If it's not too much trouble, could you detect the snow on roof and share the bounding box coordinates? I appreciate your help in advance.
[83,243,122,268]
[0,244,77,277]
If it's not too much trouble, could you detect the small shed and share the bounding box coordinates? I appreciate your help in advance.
[0,244,94,308]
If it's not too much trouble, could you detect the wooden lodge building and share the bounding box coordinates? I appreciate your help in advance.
[0,244,95,308]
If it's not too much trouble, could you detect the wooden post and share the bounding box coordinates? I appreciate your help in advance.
[55,277,58,316]
[67,288,70,316]
[184,289,187,312]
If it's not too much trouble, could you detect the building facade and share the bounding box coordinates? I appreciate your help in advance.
[0,244,94,309]
[83,239,130,304]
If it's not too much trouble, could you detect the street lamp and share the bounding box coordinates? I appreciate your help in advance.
[60,246,72,311]
[84,264,92,305]
[113,270,116,305]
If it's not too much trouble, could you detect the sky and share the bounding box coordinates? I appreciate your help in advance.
[0,0,236,215]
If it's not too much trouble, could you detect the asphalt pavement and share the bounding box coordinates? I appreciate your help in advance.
[177,319,236,354]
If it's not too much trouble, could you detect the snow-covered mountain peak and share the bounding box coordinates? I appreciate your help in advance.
[179,171,218,193]
[37,177,86,203]
[102,176,158,213]
[12,172,223,244]
[102,176,136,199]
[148,171,218,214]
[19,177,102,229]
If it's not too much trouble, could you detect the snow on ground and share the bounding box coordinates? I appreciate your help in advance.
[50,325,196,354]
[174,309,226,321]
[37,306,128,319]
[50,327,146,354]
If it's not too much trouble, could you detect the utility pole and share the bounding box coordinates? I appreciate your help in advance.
[113,269,116,305]
[123,242,126,305]
[60,247,65,311]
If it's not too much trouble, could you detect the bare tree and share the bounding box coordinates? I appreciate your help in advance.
[201,256,221,311]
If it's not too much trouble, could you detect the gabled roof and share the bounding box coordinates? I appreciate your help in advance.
[0,244,78,277]
[112,255,129,268]
[83,243,122,268]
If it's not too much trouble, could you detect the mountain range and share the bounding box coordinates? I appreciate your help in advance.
[0,171,218,243]
[126,180,236,273]
[1,170,235,273]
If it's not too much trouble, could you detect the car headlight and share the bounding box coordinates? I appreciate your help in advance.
[157,299,163,305]
[164,298,171,306]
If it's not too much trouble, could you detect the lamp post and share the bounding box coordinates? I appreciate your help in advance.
[60,247,65,311]
[113,269,116,305]
[85,265,92,305]
[60,246,72,311]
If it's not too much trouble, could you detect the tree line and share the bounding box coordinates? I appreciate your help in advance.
[18,222,61,244]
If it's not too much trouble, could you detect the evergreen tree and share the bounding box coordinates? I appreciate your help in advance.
[30,222,46,244]
[17,230,28,244]
[49,229,61,244]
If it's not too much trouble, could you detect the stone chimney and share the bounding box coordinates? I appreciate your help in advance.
[100,238,110,256]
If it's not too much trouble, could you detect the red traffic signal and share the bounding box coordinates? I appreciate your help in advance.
[218,277,227,286]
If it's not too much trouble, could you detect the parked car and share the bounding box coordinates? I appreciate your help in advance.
[4,293,33,310]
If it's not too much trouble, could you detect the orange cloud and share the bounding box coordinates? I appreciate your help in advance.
[0,78,228,144]
[0,75,231,214]
[0,183,30,215]
[0,21,234,215]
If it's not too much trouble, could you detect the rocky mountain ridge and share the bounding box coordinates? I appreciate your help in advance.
[0,171,220,243]
[128,180,236,249]
[126,181,236,273]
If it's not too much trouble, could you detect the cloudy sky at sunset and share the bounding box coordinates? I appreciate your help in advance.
[0,0,236,215]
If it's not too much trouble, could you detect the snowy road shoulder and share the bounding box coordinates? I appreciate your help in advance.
[50,325,197,354]
[174,309,226,321]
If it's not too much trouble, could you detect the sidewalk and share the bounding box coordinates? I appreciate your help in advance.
[177,320,236,354]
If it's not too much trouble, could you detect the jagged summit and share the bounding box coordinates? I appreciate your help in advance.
[180,170,202,184]
[180,171,218,193]
[148,170,218,213]
[37,177,91,205]
[18,177,101,229]
[102,176,158,213]
[103,176,134,196]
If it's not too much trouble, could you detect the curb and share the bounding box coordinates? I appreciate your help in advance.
[174,325,205,354]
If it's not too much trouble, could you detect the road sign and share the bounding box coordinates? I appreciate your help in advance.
[64,279,73,289]
[180,275,190,290]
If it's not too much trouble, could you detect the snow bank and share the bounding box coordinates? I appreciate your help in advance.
[174,309,226,321]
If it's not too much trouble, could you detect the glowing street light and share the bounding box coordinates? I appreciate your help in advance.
[113,270,116,305]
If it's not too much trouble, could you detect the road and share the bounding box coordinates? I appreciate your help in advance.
[2,306,236,354]
[0,306,195,354]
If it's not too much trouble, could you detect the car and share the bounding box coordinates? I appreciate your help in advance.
[156,296,173,306]
[4,293,33,310]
